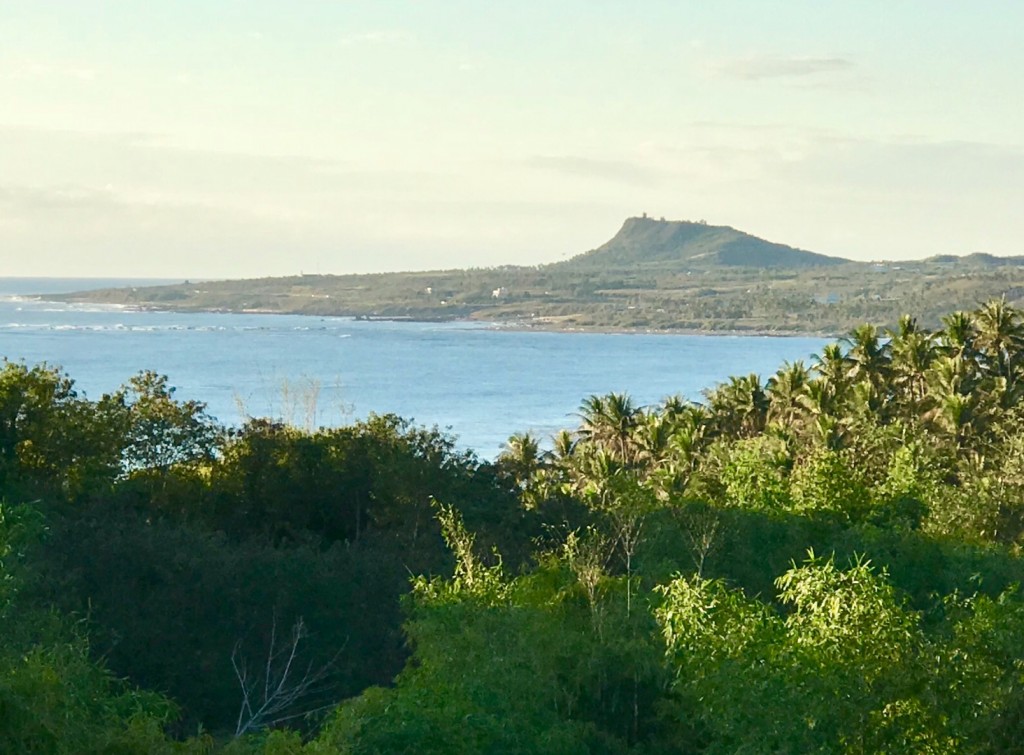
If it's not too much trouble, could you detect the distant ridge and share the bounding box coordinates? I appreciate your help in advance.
[925,252,1024,267]
[556,216,849,270]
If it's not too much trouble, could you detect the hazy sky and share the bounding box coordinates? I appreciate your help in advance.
[2,1,1023,278]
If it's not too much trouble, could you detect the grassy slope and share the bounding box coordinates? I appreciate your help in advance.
[561,217,848,270]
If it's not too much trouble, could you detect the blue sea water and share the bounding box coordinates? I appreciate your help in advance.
[0,278,828,457]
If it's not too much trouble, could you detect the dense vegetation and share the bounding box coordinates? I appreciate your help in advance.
[5,299,1024,751]
[49,218,1024,334]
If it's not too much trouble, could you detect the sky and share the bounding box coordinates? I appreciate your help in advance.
[1,1,1023,278]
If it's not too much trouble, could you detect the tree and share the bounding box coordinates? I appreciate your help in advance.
[495,431,543,490]
[843,323,891,416]
[940,310,979,362]
[0,360,122,502]
[576,393,643,462]
[656,554,967,753]
[704,374,769,439]
[0,502,205,753]
[767,360,810,428]
[118,371,220,474]
[888,316,937,414]
[924,355,983,447]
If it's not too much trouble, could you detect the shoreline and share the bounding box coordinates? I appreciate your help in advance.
[487,319,836,339]
[31,294,837,339]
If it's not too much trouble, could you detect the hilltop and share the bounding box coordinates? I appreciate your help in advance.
[40,217,1024,335]
[557,216,848,271]
[926,252,1024,267]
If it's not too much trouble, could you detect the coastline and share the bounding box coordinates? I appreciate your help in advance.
[31,293,837,339]
[486,318,836,339]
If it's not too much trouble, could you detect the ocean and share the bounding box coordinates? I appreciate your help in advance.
[0,278,828,457]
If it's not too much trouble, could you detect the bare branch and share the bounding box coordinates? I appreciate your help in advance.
[231,614,346,737]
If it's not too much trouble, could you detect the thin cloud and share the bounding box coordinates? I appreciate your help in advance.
[0,124,348,173]
[527,156,662,187]
[338,30,414,47]
[0,184,118,212]
[0,183,246,215]
[0,59,97,81]
[713,55,854,80]
[0,182,304,235]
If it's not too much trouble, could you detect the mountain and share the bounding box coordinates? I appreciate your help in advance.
[556,216,850,270]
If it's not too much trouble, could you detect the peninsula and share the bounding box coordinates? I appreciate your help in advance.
[48,217,1024,335]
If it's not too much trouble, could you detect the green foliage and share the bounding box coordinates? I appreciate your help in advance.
[8,299,1024,750]
[655,555,986,752]
[30,505,411,735]
[716,435,792,511]
[118,370,220,473]
[789,447,870,521]
[0,503,206,754]
[0,637,197,755]
[319,504,686,753]
[0,361,121,502]
[869,439,940,528]
[200,413,500,548]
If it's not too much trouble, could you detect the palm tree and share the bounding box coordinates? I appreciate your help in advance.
[551,429,576,461]
[797,377,847,449]
[767,360,810,427]
[975,298,1024,385]
[812,342,851,408]
[842,323,891,400]
[633,412,672,467]
[497,431,543,488]
[576,392,642,462]
[659,394,692,427]
[924,354,981,447]
[927,353,974,399]
[704,374,769,439]
[888,316,937,411]
[573,446,627,507]
[665,410,708,480]
[939,310,978,361]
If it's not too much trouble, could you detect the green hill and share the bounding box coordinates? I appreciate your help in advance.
[925,252,1024,267]
[557,216,849,270]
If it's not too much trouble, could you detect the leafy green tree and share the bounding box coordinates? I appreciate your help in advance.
[924,355,985,447]
[811,342,852,410]
[0,502,207,753]
[940,310,979,361]
[495,431,543,491]
[657,554,972,753]
[318,507,627,753]
[789,447,870,521]
[118,371,220,474]
[716,435,792,511]
[0,361,123,502]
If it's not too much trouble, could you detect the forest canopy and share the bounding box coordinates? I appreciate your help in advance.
[4,299,1024,752]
